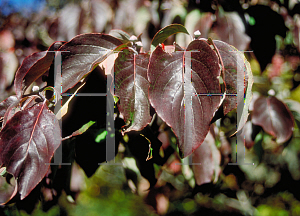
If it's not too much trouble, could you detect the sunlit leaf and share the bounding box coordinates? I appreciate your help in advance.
[109,29,131,44]
[148,39,222,157]
[213,40,250,115]
[95,130,107,143]
[114,48,151,133]
[14,42,64,99]
[234,58,253,135]
[151,24,190,52]
[14,52,53,98]
[59,33,123,93]
[0,101,61,200]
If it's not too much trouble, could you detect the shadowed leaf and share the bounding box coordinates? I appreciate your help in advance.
[192,131,221,186]
[252,96,294,143]
[0,101,61,200]
[240,121,261,149]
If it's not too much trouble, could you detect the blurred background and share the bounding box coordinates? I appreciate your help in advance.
[0,0,300,215]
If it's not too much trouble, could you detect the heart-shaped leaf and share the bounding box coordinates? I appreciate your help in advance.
[114,49,151,132]
[213,40,250,115]
[151,24,190,52]
[252,96,294,143]
[148,39,221,157]
[192,131,221,186]
[59,33,123,93]
[0,101,61,200]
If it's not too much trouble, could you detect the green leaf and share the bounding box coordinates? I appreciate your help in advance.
[95,130,107,143]
[63,121,96,140]
[0,167,6,176]
[76,121,96,135]
[150,24,190,52]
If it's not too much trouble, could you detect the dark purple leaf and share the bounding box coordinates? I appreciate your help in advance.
[114,49,151,132]
[14,52,52,98]
[3,96,43,130]
[213,40,249,115]
[192,131,221,186]
[0,101,61,200]
[252,96,294,143]
[59,33,123,93]
[14,42,64,99]
[240,121,261,149]
[148,39,222,157]
[0,96,19,119]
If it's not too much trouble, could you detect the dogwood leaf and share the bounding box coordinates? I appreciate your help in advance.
[0,101,61,200]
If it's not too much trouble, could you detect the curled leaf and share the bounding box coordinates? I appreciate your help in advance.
[151,24,190,52]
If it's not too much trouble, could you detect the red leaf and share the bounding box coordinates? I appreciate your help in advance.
[240,121,261,149]
[59,33,123,93]
[213,40,249,115]
[252,96,294,143]
[0,101,61,200]
[114,49,151,132]
[14,42,63,99]
[0,96,19,119]
[14,52,50,98]
[192,131,221,185]
[148,40,222,157]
